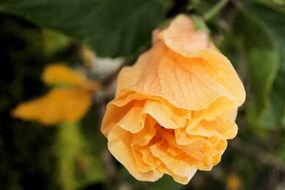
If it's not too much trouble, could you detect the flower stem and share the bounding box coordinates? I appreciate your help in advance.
[203,0,229,21]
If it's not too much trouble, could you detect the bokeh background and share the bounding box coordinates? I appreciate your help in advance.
[0,0,285,189]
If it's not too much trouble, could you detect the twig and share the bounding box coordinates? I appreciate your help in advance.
[203,0,229,21]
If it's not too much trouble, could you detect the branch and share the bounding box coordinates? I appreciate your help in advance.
[203,0,229,21]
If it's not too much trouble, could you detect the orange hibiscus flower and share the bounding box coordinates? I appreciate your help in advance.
[101,15,245,184]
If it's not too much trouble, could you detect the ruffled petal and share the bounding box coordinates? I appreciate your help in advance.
[117,43,240,111]
[117,102,145,133]
[131,116,156,146]
[101,99,134,136]
[159,14,212,56]
[107,126,163,181]
[149,141,197,184]
[188,119,238,139]
[142,100,188,129]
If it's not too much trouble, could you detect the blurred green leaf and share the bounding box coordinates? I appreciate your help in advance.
[254,0,285,11]
[0,0,165,57]
[42,30,70,56]
[233,4,282,129]
[247,3,285,72]
[245,3,285,128]
[56,122,105,190]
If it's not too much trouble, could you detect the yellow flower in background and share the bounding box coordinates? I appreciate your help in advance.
[227,173,241,190]
[12,64,100,125]
[101,15,245,184]
[13,88,92,125]
[43,64,98,90]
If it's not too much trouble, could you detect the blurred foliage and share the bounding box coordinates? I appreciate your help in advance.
[233,2,285,130]
[0,0,165,57]
[0,14,58,189]
[0,0,285,190]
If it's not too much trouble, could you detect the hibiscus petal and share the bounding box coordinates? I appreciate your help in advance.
[117,43,237,111]
[108,126,163,181]
[149,141,197,184]
[131,116,156,146]
[117,102,146,133]
[189,120,238,139]
[143,101,182,129]
[101,100,134,136]
[159,14,212,56]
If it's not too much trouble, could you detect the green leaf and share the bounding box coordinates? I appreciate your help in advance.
[233,5,279,128]
[247,3,285,72]
[233,3,285,128]
[0,0,165,57]
[247,3,285,128]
